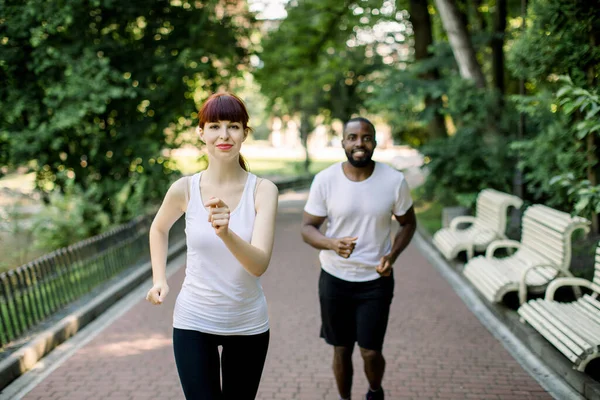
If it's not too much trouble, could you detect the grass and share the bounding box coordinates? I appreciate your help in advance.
[172,154,337,177]
[412,190,443,236]
[248,159,336,178]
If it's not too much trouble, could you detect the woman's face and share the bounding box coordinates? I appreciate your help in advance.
[198,120,247,161]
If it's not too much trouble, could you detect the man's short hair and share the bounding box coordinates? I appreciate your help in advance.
[343,117,376,137]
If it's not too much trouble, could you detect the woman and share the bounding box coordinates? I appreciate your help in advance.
[146,92,279,399]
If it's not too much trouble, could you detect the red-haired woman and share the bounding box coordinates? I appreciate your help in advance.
[146,93,279,399]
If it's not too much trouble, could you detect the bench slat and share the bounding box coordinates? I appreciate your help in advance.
[527,301,592,353]
[519,306,583,362]
[551,303,600,344]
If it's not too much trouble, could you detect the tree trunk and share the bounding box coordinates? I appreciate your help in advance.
[586,133,598,233]
[513,0,527,211]
[434,0,486,88]
[300,111,312,173]
[409,0,448,139]
[588,32,599,233]
[491,0,506,94]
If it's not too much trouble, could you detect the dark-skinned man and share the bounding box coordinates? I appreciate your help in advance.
[302,117,417,400]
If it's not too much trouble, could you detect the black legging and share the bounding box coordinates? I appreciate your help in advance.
[173,328,270,400]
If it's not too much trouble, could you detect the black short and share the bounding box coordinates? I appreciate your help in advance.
[318,269,394,352]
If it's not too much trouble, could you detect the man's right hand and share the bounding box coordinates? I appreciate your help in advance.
[329,236,358,258]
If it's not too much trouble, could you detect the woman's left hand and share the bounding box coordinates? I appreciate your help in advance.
[204,197,230,237]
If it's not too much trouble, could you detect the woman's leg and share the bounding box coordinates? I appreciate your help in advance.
[173,328,222,400]
[221,330,270,400]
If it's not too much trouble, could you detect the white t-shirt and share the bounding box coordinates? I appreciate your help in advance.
[304,162,413,282]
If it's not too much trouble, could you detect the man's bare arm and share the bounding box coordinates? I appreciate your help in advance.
[301,212,357,258]
[301,212,331,250]
[377,206,417,276]
[390,206,417,259]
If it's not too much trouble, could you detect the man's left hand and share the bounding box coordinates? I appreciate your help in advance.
[376,253,396,277]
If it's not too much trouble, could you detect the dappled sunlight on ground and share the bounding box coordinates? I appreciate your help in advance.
[79,333,171,357]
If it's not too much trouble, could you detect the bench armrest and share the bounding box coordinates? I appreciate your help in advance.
[450,216,477,231]
[545,277,600,301]
[518,264,566,305]
[485,240,521,259]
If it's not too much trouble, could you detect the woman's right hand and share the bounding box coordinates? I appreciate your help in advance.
[146,282,169,305]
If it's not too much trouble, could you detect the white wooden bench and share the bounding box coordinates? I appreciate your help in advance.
[432,189,523,260]
[463,204,590,304]
[518,244,600,371]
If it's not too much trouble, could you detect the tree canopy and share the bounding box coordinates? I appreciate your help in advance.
[0,0,253,224]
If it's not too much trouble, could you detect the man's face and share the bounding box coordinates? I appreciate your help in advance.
[342,121,376,168]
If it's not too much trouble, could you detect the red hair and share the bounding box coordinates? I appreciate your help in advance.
[198,93,251,171]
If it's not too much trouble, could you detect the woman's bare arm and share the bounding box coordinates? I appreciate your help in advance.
[146,177,187,304]
[214,179,279,277]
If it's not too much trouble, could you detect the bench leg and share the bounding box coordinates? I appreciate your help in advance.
[466,246,474,260]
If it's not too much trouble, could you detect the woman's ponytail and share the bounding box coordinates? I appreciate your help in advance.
[238,154,248,171]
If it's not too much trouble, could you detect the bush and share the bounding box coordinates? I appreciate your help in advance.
[31,182,110,251]
[421,127,514,208]
[420,78,516,208]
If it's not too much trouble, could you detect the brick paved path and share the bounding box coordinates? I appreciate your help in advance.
[22,194,551,400]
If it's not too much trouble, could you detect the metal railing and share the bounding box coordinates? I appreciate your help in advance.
[0,215,185,347]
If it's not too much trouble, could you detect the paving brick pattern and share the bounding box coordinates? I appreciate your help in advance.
[22,197,551,400]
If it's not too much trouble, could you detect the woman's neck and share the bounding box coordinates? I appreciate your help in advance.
[202,159,247,184]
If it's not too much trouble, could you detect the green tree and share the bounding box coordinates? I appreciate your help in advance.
[255,0,404,170]
[0,0,252,225]
[508,0,600,230]
[508,0,600,89]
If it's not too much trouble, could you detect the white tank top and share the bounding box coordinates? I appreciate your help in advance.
[173,171,269,335]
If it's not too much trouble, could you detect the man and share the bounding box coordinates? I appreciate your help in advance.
[301,117,417,400]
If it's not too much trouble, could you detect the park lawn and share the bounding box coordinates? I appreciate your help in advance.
[171,154,337,177]
[247,158,336,177]
[412,192,443,237]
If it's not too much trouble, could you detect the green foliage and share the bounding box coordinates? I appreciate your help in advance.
[445,78,504,128]
[421,127,514,207]
[0,0,252,224]
[256,0,403,121]
[411,185,443,235]
[507,0,600,87]
[510,114,584,208]
[506,0,600,217]
[551,174,600,218]
[420,78,516,207]
[556,76,600,138]
[511,76,600,218]
[31,181,111,251]
[541,76,600,219]
[364,67,448,146]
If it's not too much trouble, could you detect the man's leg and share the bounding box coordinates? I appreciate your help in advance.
[333,345,354,399]
[355,274,394,397]
[319,270,357,399]
[359,347,385,390]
